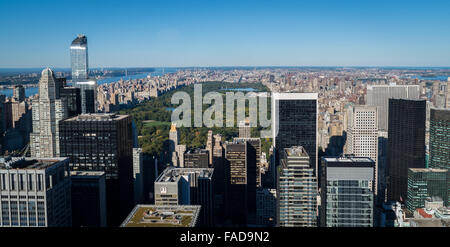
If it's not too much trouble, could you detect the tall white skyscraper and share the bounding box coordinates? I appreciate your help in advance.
[366,84,420,131]
[30,68,68,158]
[345,105,379,194]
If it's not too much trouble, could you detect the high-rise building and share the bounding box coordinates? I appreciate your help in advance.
[234,137,262,187]
[70,34,96,113]
[70,171,107,227]
[0,157,72,227]
[154,167,214,226]
[406,168,449,213]
[184,149,209,168]
[429,108,450,170]
[59,113,134,226]
[225,142,248,226]
[345,105,379,194]
[272,93,318,174]
[13,85,25,102]
[256,188,277,226]
[239,119,251,138]
[321,156,375,227]
[133,148,144,204]
[30,68,68,158]
[387,99,426,203]
[206,130,214,165]
[366,84,420,131]
[169,123,179,166]
[59,86,81,117]
[212,134,227,225]
[278,146,317,227]
[70,34,89,82]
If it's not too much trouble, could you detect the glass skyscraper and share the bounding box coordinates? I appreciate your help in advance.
[407,168,448,212]
[321,156,375,227]
[70,34,97,113]
[70,34,89,82]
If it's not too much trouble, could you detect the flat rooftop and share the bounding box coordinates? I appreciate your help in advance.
[156,167,213,183]
[0,157,68,170]
[323,156,375,164]
[284,146,309,158]
[64,113,129,122]
[409,168,448,173]
[121,205,201,227]
[70,171,105,177]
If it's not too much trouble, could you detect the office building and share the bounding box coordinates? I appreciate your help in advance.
[429,108,450,170]
[225,142,248,226]
[0,157,72,227]
[239,119,251,138]
[345,105,379,194]
[133,148,144,204]
[121,205,201,227]
[30,68,68,158]
[387,99,426,203]
[272,93,318,174]
[13,85,25,102]
[256,188,277,226]
[70,171,107,227]
[407,168,449,213]
[154,167,214,226]
[278,146,317,227]
[59,113,134,226]
[366,84,420,131]
[184,149,209,168]
[233,138,259,217]
[321,156,375,227]
[59,87,81,117]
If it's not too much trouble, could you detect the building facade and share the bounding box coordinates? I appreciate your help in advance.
[59,113,134,226]
[0,157,72,227]
[321,156,375,227]
[407,168,449,212]
[272,93,318,175]
[278,146,317,227]
[387,99,426,203]
[366,84,420,131]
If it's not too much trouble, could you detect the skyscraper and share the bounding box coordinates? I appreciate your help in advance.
[406,168,448,212]
[184,149,209,168]
[272,93,318,174]
[0,157,72,227]
[345,105,379,195]
[225,142,248,226]
[70,171,107,227]
[70,34,89,83]
[320,156,375,227]
[13,85,25,102]
[59,113,134,226]
[30,68,68,158]
[70,34,96,113]
[387,99,426,203]
[366,84,420,131]
[133,148,144,204]
[278,146,317,227]
[429,108,450,170]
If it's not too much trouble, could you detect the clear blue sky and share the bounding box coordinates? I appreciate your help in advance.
[1,0,450,68]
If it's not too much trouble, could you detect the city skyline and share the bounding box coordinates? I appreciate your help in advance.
[1,0,450,68]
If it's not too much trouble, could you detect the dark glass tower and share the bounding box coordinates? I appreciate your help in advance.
[387,99,426,203]
[272,93,318,174]
[429,108,450,170]
[59,113,134,226]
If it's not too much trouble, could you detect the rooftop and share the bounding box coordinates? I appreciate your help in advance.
[156,167,213,183]
[64,113,129,122]
[284,146,309,158]
[120,205,201,227]
[70,171,105,178]
[0,157,68,170]
[323,156,375,164]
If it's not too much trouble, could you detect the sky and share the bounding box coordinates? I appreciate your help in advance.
[1,0,450,68]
